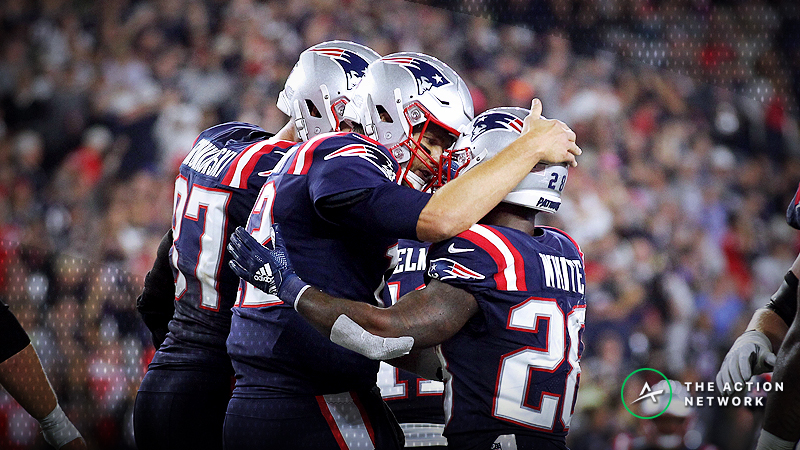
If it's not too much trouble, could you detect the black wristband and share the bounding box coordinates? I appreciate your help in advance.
[0,303,31,364]
[765,271,799,327]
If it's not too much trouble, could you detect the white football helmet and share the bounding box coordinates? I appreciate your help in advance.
[342,52,474,191]
[277,41,380,141]
[455,107,568,213]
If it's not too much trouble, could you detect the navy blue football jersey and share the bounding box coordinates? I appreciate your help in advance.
[228,132,429,396]
[426,225,586,446]
[150,122,290,373]
[378,239,446,444]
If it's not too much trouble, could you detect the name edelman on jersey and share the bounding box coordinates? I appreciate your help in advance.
[182,138,238,177]
[392,246,427,274]
[539,254,584,294]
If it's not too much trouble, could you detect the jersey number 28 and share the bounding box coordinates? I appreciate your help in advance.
[494,297,585,431]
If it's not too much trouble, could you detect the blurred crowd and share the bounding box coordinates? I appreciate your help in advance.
[1,0,799,449]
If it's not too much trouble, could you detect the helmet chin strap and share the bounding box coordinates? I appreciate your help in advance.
[399,161,428,191]
[363,94,378,139]
[393,88,409,137]
[292,99,309,141]
[319,84,338,132]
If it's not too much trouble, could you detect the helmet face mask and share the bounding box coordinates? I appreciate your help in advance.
[277,41,380,141]
[455,107,568,213]
[343,52,474,191]
[393,102,464,192]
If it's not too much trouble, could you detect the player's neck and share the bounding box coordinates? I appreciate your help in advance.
[479,203,537,236]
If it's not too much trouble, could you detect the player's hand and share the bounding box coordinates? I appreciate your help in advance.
[520,98,581,167]
[716,329,776,392]
[227,225,308,307]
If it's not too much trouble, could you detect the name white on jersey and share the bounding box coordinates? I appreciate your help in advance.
[183,138,238,177]
[539,254,584,294]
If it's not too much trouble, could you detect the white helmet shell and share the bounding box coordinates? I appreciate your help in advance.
[343,52,474,164]
[455,107,568,214]
[277,41,380,141]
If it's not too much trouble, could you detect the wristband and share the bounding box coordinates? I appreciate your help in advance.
[329,314,414,360]
[756,430,796,450]
[40,404,82,449]
[278,274,310,309]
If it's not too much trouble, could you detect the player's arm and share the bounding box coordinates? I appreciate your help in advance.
[416,98,580,242]
[136,230,176,349]
[0,305,85,449]
[299,278,476,348]
[318,99,580,244]
[716,253,799,391]
[757,280,800,449]
[227,226,477,358]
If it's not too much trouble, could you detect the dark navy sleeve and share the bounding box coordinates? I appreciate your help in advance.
[319,183,429,240]
[0,300,30,363]
[308,134,399,200]
[136,230,176,348]
[425,230,497,293]
[307,133,427,239]
[195,121,272,147]
[787,182,800,230]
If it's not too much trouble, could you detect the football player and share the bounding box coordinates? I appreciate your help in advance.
[1,300,85,449]
[379,238,447,448]
[133,41,380,450]
[376,128,484,449]
[223,51,580,449]
[228,107,585,450]
[717,183,800,450]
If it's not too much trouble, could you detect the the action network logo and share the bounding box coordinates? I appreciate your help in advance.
[621,368,673,419]
[621,368,784,419]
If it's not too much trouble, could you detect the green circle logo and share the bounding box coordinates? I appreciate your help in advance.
[620,368,672,419]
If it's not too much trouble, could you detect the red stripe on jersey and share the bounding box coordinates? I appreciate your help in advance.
[350,392,376,446]
[271,139,296,150]
[489,226,527,291]
[460,227,511,290]
[459,225,526,290]
[315,396,349,450]
[794,183,800,206]
[540,226,584,263]
[221,140,272,188]
[287,133,347,175]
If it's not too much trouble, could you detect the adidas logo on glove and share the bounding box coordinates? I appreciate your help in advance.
[253,265,278,295]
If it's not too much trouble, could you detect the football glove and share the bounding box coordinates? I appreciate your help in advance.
[227,225,309,308]
[716,329,776,392]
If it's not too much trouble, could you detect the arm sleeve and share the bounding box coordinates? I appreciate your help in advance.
[317,183,430,241]
[765,271,798,327]
[136,230,176,348]
[0,301,30,364]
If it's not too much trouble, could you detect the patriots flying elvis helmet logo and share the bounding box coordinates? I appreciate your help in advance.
[383,56,451,95]
[310,47,371,90]
[428,258,485,281]
[470,112,524,141]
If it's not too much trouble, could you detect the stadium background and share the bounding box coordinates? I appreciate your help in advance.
[1,0,799,448]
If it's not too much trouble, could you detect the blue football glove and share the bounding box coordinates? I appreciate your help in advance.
[227,225,309,307]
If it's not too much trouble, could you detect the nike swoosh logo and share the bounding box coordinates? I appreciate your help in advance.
[448,243,474,254]
[258,171,273,177]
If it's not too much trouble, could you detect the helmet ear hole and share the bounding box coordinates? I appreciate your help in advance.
[375,105,393,123]
[305,100,322,118]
